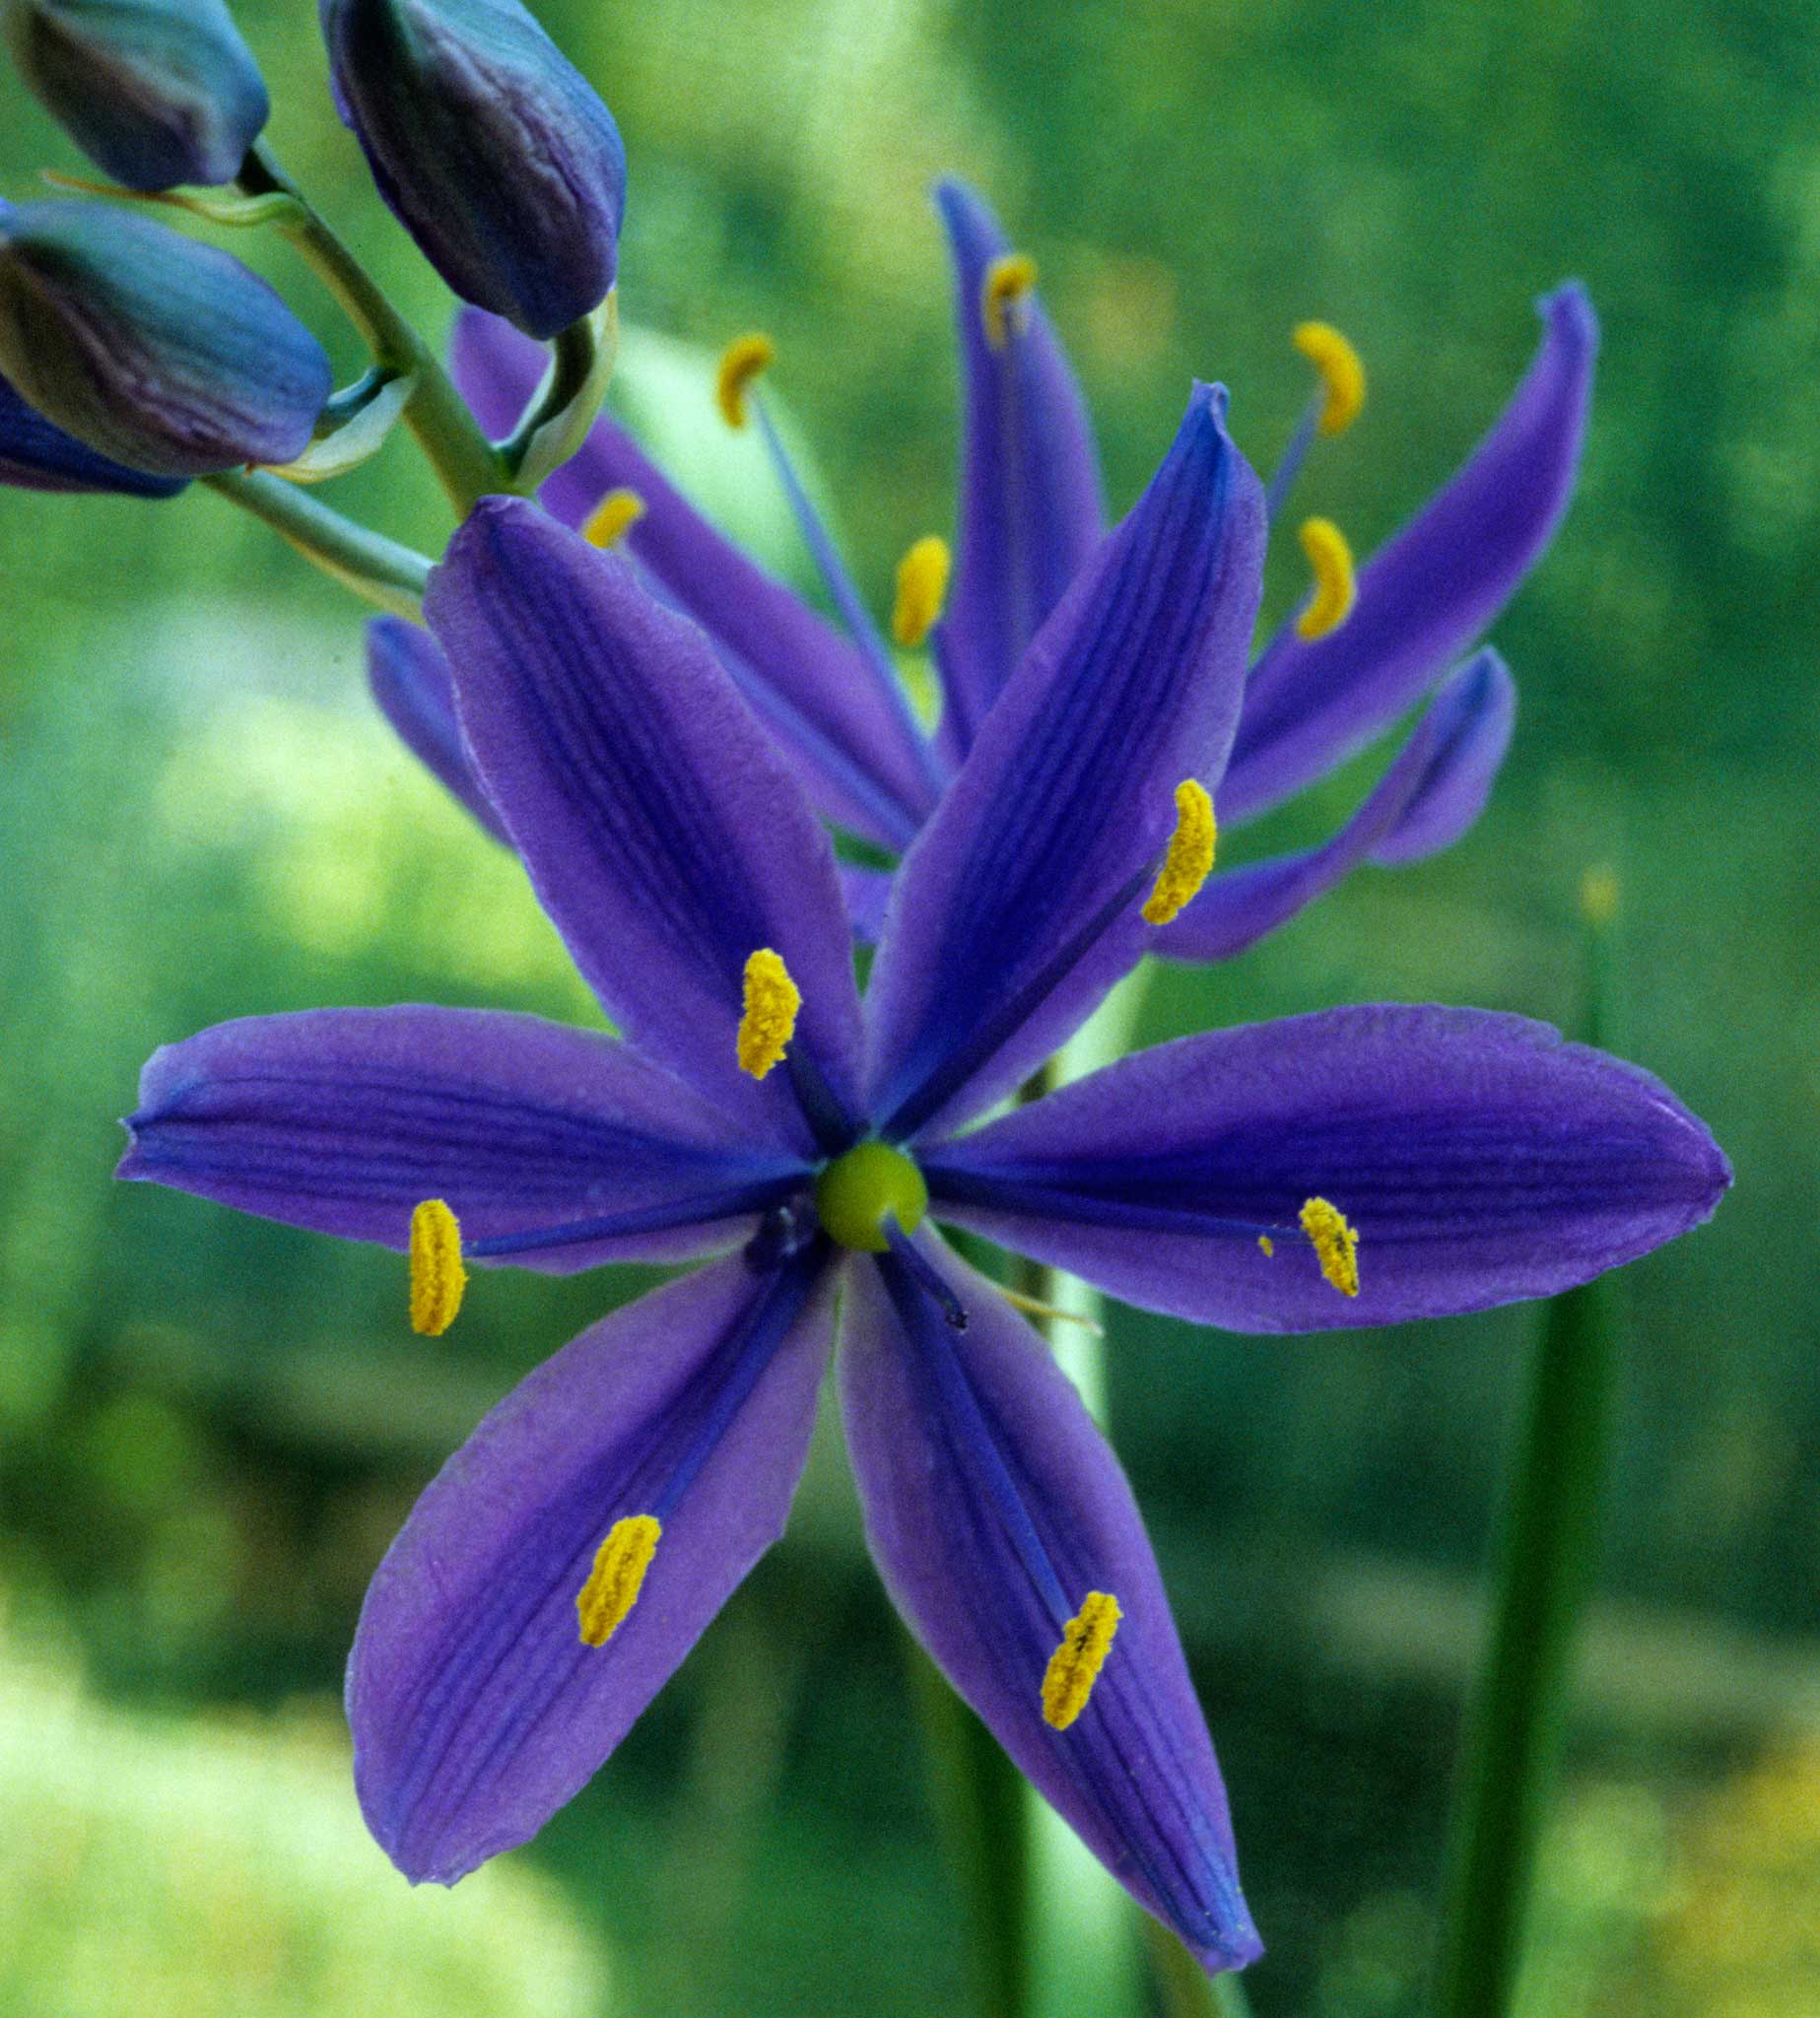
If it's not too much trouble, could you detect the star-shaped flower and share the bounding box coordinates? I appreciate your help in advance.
[121,406,1722,1974]
[401,177,1593,966]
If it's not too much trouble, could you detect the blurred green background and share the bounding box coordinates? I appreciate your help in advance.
[0,0,1811,2011]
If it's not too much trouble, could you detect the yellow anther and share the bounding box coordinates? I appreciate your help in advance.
[576,1514,661,1647]
[1042,1590,1122,1731]
[1257,1235,1275,1257]
[409,1198,466,1336]
[582,487,646,549]
[1292,320,1366,436]
[715,332,775,429]
[1300,1196,1360,1298]
[1579,864,1620,928]
[1295,516,1356,640]
[737,948,801,1080]
[1141,778,1217,926]
[892,534,952,648]
[981,252,1039,350]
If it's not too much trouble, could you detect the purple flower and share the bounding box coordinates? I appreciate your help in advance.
[121,465,1726,1970]
[434,176,1593,965]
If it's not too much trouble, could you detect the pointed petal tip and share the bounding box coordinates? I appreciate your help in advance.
[929,173,1001,244]
[431,494,598,627]
[1540,279,1599,353]
[1191,377,1233,424]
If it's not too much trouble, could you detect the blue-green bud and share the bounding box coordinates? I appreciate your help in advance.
[0,368,185,493]
[0,201,332,476]
[320,0,626,341]
[5,0,269,191]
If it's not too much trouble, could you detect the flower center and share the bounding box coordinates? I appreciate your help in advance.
[814,1140,928,1253]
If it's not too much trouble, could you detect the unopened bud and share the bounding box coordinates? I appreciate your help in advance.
[5,0,269,192]
[0,367,186,494]
[0,201,332,476]
[320,0,626,341]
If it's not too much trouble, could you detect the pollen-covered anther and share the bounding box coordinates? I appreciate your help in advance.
[1257,1235,1275,1257]
[981,252,1039,350]
[576,1514,660,1647]
[892,534,951,647]
[409,1198,465,1336]
[1292,320,1366,436]
[582,487,645,549]
[1141,778,1217,925]
[715,332,775,429]
[737,947,801,1080]
[1042,1590,1122,1730]
[1300,1195,1361,1298]
[1295,516,1356,640]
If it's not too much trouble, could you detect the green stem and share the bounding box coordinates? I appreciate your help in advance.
[1147,1918,1255,2018]
[1019,969,1151,2018]
[205,469,432,619]
[498,297,618,488]
[907,1639,1029,2018]
[1431,891,1622,2018]
[239,144,505,514]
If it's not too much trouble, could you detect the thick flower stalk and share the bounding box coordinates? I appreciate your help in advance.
[426,177,1592,968]
[122,435,1726,1971]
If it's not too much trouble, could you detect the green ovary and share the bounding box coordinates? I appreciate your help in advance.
[814,1140,928,1252]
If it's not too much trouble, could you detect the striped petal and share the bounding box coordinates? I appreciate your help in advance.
[865,384,1266,1141]
[1222,286,1595,825]
[1156,650,1515,964]
[923,1005,1730,1332]
[350,1247,836,1882]
[427,500,867,1153]
[841,1237,1259,1973]
[119,1007,803,1270]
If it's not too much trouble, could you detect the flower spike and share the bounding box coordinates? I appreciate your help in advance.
[1295,517,1356,639]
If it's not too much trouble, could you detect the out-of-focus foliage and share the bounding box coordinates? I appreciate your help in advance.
[0,1611,612,2016]
[0,0,1813,2012]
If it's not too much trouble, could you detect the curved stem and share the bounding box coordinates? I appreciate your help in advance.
[239,144,506,514]
[205,469,431,619]
[498,295,618,488]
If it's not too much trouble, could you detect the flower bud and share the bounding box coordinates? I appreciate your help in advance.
[0,201,332,476]
[320,0,626,340]
[0,368,185,493]
[5,0,269,192]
